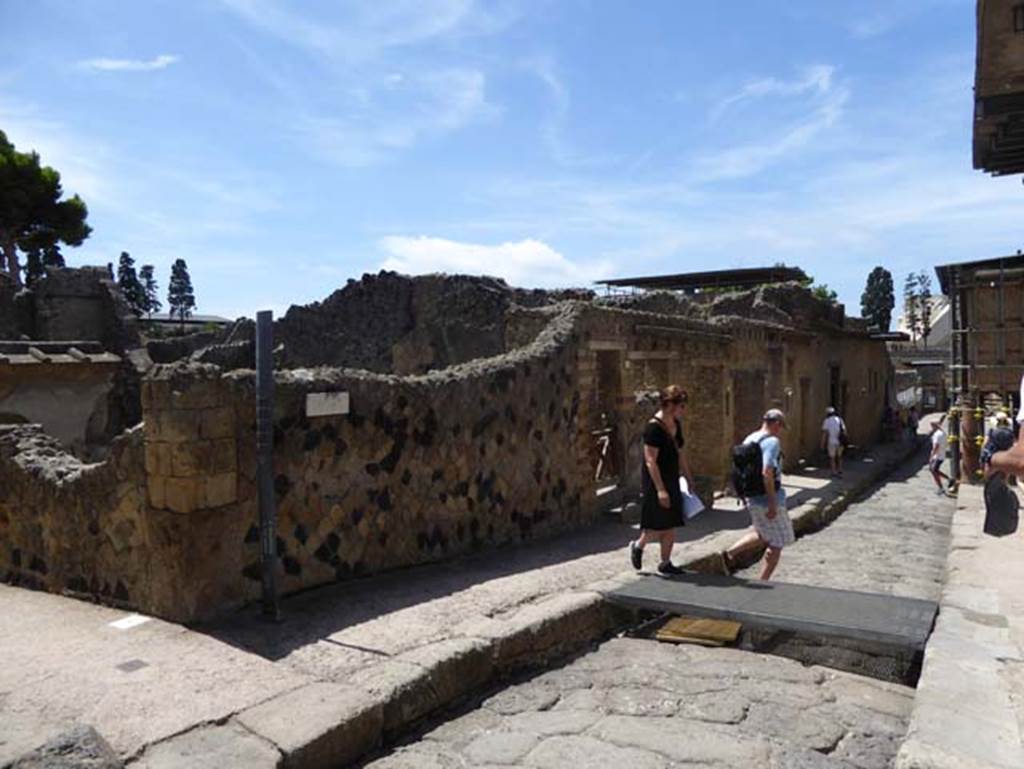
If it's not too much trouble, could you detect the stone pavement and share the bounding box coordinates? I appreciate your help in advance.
[896,482,1024,769]
[0,434,921,768]
[366,637,916,769]
[732,446,952,600]
[364,436,956,769]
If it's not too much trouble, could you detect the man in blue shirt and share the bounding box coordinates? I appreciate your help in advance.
[720,409,795,580]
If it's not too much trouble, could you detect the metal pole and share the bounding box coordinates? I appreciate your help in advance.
[256,310,280,620]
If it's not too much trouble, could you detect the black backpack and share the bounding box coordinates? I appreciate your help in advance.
[731,435,769,500]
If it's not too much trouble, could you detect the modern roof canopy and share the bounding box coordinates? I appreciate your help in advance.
[934,253,1024,295]
[596,266,809,292]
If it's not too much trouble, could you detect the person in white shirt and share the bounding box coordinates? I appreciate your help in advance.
[929,420,951,495]
[820,407,846,477]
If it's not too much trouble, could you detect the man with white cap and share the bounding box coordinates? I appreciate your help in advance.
[820,406,846,477]
[721,408,795,580]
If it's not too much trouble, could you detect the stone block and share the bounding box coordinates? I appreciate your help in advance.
[164,477,200,513]
[349,660,438,736]
[10,725,123,768]
[153,409,201,443]
[170,441,204,477]
[203,472,237,508]
[134,722,279,769]
[236,682,383,769]
[147,476,166,509]
[200,406,236,440]
[169,380,222,410]
[209,438,237,474]
[141,379,171,411]
[144,442,172,477]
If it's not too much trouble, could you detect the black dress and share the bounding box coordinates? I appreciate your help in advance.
[640,417,685,531]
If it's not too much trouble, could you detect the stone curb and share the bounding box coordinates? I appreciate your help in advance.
[895,484,1024,769]
[130,439,923,769]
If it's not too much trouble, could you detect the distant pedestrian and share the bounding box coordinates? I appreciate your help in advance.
[928,420,951,494]
[629,385,694,576]
[820,406,847,477]
[720,409,794,580]
[907,406,920,442]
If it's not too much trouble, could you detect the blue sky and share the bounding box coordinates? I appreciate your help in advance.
[1,0,1020,320]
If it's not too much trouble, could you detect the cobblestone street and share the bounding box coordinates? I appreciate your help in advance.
[364,447,955,769]
[734,442,954,599]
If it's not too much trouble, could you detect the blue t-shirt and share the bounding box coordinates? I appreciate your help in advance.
[745,429,782,497]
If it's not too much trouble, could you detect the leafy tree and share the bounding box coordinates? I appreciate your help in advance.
[41,243,65,269]
[23,244,65,288]
[167,258,195,329]
[139,264,161,319]
[0,129,91,286]
[903,272,920,344]
[117,251,148,316]
[860,266,895,331]
[23,250,44,287]
[811,283,838,303]
[918,271,933,347]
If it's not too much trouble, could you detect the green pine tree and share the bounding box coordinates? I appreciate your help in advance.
[0,130,90,286]
[860,266,894,331]
[117,251,147,316]
[903,272,920,345]
[918,271,933,348]
[167,258,195,330]
[139,264,161,319]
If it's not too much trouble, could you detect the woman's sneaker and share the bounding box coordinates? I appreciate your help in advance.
[629,540,643,570]
[657,561,685,576]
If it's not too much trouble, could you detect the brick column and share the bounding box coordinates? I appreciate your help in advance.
[142,369,238,513]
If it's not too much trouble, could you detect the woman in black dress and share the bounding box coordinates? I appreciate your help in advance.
[629,384,694,575]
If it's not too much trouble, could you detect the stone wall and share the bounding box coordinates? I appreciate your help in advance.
[24,267,140,353]
[0,425,151,613]
[0,275,896,623]
[276,271,591,374]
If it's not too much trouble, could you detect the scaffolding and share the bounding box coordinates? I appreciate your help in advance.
[938,255,1024,482]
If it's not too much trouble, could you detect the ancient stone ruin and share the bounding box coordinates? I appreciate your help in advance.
[0,270,894,622]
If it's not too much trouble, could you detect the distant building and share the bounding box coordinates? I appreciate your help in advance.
[147,312,233,331]
[974,0,1024,176]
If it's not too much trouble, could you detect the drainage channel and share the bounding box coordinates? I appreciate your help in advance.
[607,572,938,686]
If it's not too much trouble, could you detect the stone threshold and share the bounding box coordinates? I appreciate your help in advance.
[128,438,924,769]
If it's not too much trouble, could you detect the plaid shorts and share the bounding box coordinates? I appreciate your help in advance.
[748,488,795,549]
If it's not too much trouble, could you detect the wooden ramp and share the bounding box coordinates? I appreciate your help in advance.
[606,573,938,651]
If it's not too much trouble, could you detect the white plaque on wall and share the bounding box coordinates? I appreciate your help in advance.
[306,391,350,417]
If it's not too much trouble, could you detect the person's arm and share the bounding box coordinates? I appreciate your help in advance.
[644,444,671,508]
[764,465,778,519]
[820,423,827,449]
[763,438,780,520]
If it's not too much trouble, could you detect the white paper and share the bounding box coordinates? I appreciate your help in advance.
[678,477,705,520]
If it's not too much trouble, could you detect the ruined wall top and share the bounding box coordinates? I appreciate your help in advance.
[2,266,140,353]
[275,271,592,375]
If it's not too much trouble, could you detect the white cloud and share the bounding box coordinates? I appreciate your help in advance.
[78,55,179,72]
[694,65,849,181]
[377,235,612,288]
[711,65,835,121]
[297,69,493,166]
[218,0,508,60]
[524,56,617,168]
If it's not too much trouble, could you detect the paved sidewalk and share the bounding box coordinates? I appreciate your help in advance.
[0,435,921,767]
[896,481,1024,769]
